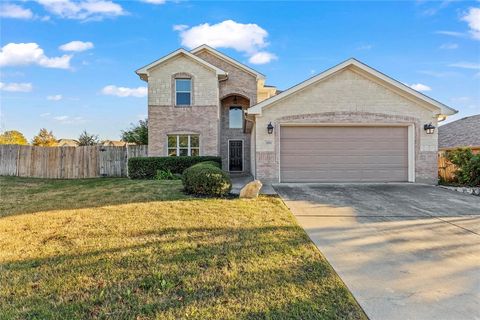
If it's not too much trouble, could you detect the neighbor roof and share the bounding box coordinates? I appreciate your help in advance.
[135,48,227,81]
[247,58,457,117]
[190,44,265,79]
[438,114,480,149]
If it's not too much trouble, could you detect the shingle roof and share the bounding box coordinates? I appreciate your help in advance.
[438,114,480,149]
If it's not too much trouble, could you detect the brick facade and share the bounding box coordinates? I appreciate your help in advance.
[193,49,258,172]
[219,95,251,172]
[254,68,440,184]
[148,105,219,157]
[146,54,220,157]
[143,50,444,184]
[193,50,258,105]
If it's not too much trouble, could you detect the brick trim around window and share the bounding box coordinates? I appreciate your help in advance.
[171,72,195,107]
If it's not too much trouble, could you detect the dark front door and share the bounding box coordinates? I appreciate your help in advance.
[229,140,243,172]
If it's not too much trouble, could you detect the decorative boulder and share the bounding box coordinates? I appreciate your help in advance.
[239,180,263,199]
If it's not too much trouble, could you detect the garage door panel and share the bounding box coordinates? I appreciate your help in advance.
[280,147,407,156]
[281,169,407,182]
[280,126,408,182]
[281,141,406,152]
[282,126,405,138]
[281,155,408,166]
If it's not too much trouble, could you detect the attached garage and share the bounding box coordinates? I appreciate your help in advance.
[280,126,409,182]
[247,58,458,185]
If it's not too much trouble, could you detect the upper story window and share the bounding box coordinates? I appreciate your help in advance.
[229,106,243,129]
[175,78,191,106]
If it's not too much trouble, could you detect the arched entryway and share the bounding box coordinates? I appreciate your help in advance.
[220,94,251,174]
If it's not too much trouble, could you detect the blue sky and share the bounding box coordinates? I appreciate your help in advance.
[1,0,479,141]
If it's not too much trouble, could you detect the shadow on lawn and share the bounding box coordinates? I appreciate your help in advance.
[0,226,366,319]
[0,176,198,218]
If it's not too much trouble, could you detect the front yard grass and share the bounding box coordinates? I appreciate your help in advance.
[0,177,366,319]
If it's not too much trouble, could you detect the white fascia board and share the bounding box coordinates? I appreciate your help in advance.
[135,48,227,78]
[190,45,265,80]
[248,58,457,116]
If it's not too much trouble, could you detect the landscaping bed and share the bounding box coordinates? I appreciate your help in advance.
[0,177,365,319]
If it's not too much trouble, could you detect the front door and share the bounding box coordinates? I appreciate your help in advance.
[229,140,243,172]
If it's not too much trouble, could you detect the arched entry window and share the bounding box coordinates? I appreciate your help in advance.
[229,106,243,129]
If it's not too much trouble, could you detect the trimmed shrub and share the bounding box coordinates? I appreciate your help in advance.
[128,156,222,179]
[189,160,221,169]
[155,169,180,180]
[182,162,232,196]
[445,148,480,187]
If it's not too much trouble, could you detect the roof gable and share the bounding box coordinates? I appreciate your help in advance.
[190,45,265,79]
[135,48,227,81]
[248,58,457,117]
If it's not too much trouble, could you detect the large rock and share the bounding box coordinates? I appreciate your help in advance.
[239,180,263,199]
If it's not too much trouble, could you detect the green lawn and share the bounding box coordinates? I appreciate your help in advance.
[0,177,366,320]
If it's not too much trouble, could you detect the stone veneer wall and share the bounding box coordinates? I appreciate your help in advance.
[148,106,219,156]
[219,95,251,172]
[146,53,220,156]
[193,50,258,105]
[254,68,440,184]
[193,50,259,173]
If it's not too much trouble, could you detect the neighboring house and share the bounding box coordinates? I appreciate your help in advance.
[136,45,457,184]
[438,114,480,150]
[57,139,79,147]
[101,140,134,147]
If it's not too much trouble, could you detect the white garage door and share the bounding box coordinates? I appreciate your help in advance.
[280,126,408,182]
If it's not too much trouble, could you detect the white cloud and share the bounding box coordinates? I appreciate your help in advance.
[356,44,373,50]
[101,85,147,97]
[141,0,166,4]
[40,112,51,117]
[175,20,277,64]
[248,51,277,64]
[409,83,432,92]
[418,70,459,78]
[47,94,63,101]
[0,43,72,69]
[173,24,188,31]
[177,20,267,54]
[449,62,480,69]
[36,0,125,21]
[59,41,94,52]
[0,82,33,92]
[0,3,33,19]
[462,7,480,40]
[439,43,458,49]
[435,30,466,37]
[451,96,471,103]
[52,115,85,124]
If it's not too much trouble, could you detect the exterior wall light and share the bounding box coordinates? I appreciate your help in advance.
[424,123,435,134]
[267,122,274,134]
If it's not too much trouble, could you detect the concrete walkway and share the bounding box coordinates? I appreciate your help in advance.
[275,183,480,320]
[230,175,276,195]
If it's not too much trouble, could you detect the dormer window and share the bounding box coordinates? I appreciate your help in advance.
[175,78,191,106]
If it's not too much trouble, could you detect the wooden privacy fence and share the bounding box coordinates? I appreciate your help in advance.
[0,145,147,178]
[438,146,480,182]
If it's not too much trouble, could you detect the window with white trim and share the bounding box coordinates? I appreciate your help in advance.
[167,134,199,156]
[175,78,191,106]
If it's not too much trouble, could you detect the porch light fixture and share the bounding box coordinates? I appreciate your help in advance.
[267,122,274,134]
[424,123,435,134]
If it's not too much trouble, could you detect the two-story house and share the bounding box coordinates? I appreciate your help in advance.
[136,45,456,184]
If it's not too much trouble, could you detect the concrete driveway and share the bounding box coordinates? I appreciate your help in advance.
[274,184,480,320]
